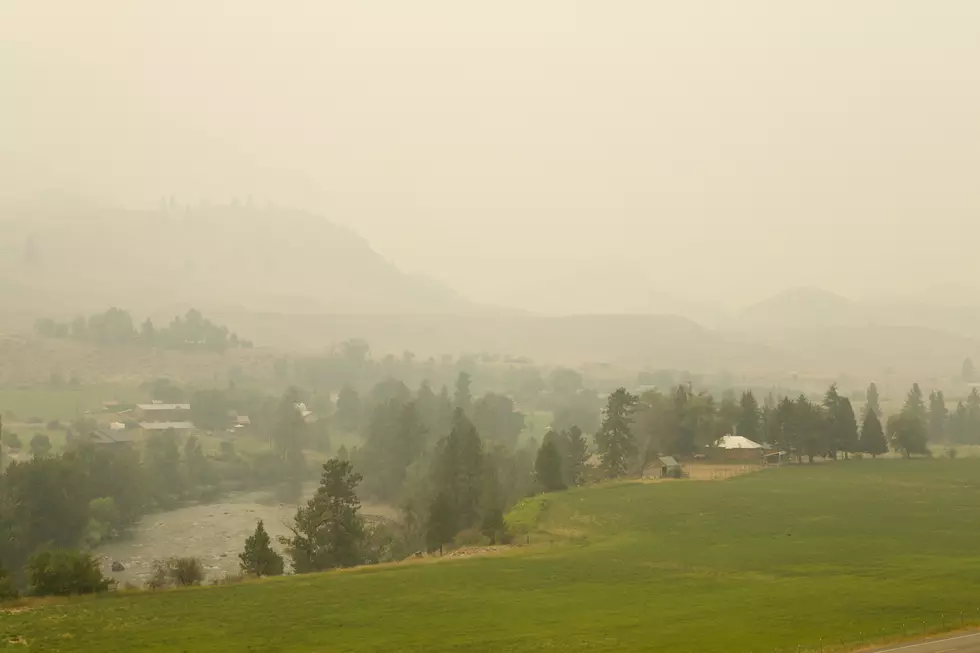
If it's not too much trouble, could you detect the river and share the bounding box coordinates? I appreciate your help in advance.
[95,486,397,587]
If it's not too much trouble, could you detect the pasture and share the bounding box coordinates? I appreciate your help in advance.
[4,460,980,652]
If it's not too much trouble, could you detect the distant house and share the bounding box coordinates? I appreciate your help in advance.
[644,456,684,479]
[716,435,762,450]
[713,434,765,462]
[136,401,193,432]
[139,421,194,432]
[658,456,684,479]
[87,428,142,449]
[294,402,316,424]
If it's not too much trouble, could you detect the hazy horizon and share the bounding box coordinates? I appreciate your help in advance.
[4,1,979,313]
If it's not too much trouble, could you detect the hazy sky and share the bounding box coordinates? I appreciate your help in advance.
[3,1,979,310]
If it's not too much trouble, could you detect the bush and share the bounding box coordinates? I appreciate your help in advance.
[947,448,958,460]
[452,528,485,548]
[84,497,122,547]
[0,561,19,601]
[27,550,112,596]
[148,557,205,589]
[3,432,21,451]
[46,419,63,430]
[220,440,238,462]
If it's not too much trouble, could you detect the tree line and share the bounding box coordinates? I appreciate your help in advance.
[35,307,252,352]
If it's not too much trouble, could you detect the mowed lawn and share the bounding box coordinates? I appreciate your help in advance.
[5,461,980,652]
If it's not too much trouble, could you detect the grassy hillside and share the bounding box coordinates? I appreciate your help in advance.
[5,462,980,652]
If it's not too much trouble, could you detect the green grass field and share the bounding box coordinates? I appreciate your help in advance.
[5,461,980,652]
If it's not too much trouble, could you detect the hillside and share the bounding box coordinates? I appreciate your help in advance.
[738,286,860,330]
[0,201,465,316]
[5,461,980,652]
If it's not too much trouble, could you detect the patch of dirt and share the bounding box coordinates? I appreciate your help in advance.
[445,545,512,559]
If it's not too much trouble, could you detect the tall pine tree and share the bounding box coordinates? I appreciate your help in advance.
[859,409,887,458]
[737,391,761,443]
[282,459,365,573]
[595,388,638,478]
[534,439,566,492]
[239,520,284,577]
[427,408,484,540]
[865,382,881,419]
[564,426,589,486]
[928,390,948,442]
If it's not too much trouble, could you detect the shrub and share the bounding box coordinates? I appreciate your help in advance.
[27,550,112,597]
[148,557,205,589]
[220,440,238,461]
[3,432,21,451]
[46,419,63,430]
[947,448,958,460]
[0,561,19,601]
[84,497,122,546]
[452,528,485,548]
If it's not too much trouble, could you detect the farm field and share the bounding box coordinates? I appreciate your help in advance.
[4,461,980,652]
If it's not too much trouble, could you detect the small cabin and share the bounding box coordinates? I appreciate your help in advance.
[658,456,683,479]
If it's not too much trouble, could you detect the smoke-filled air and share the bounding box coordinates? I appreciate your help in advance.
[2,3,980,652]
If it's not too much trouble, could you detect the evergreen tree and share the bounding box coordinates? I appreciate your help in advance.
[425,491,455,554]
[859,409,887,458]
[29,433,52,459]
[415,380,438,433]
[334,386,361,433]
[967,389,980,443]
[563,426,589,486]
[823,384,843,458]
[0,560,18,600]
[865,382,881,419]
[282,459,365,573]
[595,388,639,478]
[928,390,948,442]
[736,391,761,443]
[887,412,929,458]
[239,520,284,577]
[454,372,473,415]
[428,409,484,537]
[360,400,427,502]
[272,388,306,474]
[963,358,976,383]
[534,439,566,492]
[795,395,829,464]
[949,400,969,443]
[903,383,927,424]
[183,435,212,486]
[835,398,860,458]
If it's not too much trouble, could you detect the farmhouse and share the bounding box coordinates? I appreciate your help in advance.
[86,428,142,449]
[713,434,765,461]
[136,401,194,431]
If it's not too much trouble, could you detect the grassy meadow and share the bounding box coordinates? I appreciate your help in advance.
[4,460,980,652]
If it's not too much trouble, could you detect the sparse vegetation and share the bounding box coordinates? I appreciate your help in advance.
[26,550,111,597]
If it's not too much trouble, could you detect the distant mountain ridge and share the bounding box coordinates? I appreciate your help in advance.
[0,202,467,316]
